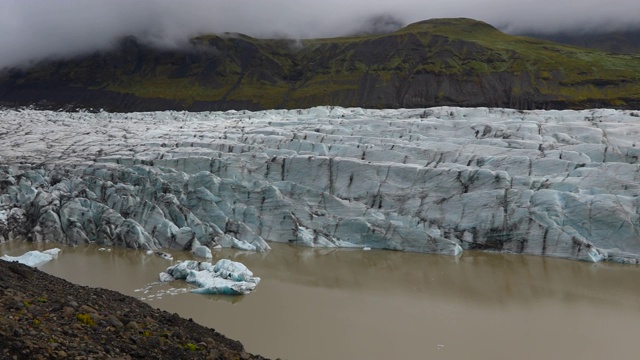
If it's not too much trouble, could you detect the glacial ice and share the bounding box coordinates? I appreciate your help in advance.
[161,259,260,295]
[1,106,640,263]
[0,248,61,267]
[192,245,213,259]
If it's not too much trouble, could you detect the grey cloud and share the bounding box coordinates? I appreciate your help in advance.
[1,0,639,69]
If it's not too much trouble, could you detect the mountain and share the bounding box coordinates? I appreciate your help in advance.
[1,18,640,111]
[523,29,640,54]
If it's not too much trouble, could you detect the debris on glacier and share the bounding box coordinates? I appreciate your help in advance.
[160,259,260,295]
[1,106,640,263]
[0,248,61,267]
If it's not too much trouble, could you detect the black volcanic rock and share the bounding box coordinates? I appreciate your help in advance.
[0,259,267,359]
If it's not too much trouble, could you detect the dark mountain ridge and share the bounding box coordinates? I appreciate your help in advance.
[523,28,640,54]
[2,18,640,111]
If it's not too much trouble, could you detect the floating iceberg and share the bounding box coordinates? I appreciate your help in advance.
[0,248,61,267]
[155,251,174,260]
[160,259,260,295]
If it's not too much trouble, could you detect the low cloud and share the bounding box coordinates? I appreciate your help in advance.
[1,0,639,68]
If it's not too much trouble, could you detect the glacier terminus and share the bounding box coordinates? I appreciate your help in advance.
[1,106,640,264]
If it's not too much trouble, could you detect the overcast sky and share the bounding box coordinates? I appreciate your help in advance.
[1,0,639,69]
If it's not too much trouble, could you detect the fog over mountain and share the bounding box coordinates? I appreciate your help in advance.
[1,0,639,69]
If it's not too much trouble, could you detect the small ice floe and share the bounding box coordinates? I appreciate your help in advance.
[134,283,156,293]
[135,285,189,301]
[98,247,112,252]
[159,259,260,295]
[363,246,372,251]
[155,251,173,260]
[0,248,62,267]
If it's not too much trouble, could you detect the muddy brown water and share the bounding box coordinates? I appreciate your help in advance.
[1,241,639,360]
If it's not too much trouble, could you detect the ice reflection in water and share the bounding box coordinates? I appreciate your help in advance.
[1,241,639,360]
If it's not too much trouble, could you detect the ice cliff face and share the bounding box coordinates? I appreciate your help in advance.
[1,106,640,263]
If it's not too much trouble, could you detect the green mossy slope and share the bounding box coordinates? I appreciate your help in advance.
[1,18,640,111]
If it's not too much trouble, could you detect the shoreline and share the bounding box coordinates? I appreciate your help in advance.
[0,258,268,359]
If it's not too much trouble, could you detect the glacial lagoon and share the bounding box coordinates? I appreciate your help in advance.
[2,106,640,358]
[1,241,638,360]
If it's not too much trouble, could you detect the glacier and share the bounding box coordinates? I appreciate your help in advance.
[160,259,260,295]
[1,106,640,263]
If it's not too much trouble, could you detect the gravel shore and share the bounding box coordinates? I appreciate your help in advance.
[0,259,268,359]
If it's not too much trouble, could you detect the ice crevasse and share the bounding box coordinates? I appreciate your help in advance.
[1,106,640,264]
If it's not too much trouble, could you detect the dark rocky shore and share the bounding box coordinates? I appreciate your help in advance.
[0,259,268,359]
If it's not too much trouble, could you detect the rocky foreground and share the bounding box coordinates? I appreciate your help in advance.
[2,106,640,263]
[0,259,267,359]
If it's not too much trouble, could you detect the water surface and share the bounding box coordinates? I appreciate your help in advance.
[1,241,639,360]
